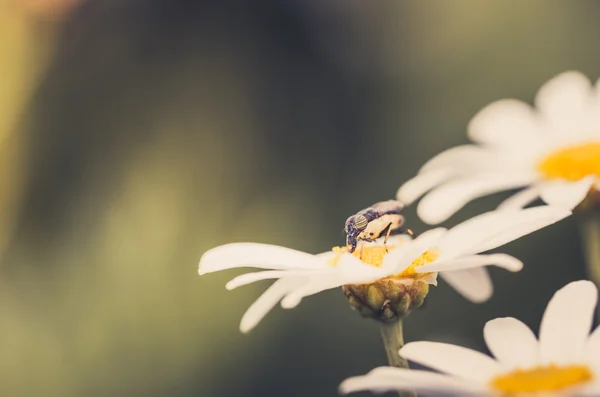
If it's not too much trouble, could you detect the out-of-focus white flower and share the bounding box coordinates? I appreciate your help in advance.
[398,71,600,224]
[340,280,600,397]
[198,206,570,332]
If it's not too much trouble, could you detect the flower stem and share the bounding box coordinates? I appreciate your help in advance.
[380,320,416,397]
[580,210,600,320]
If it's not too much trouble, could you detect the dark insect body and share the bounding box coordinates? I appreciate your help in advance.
[344,200,413,253]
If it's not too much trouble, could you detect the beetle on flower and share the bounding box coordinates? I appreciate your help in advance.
[398,71,600,225]
[198,206,570,332]
[340,280,600,396]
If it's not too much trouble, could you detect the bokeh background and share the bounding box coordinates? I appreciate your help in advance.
[1,1,599,396]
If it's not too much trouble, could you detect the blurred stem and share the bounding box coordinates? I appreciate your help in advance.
[580,210,600,319]
[380,320,416,397]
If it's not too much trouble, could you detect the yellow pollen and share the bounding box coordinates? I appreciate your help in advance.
[490,364,593,395]
[329,245,440,279]
[330,245,396,267]
[397,249,439,277]
[537,142,600,181]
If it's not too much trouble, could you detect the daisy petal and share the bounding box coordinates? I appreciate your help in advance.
[279,254,380,309]
[397,168,453,205]
[484,317,539,369]
[439,267,493,303]
[400,341,502,382]
[539,280,598,365]
[468,99,542,148]
[199,243,322,275]
[417,254,522,273]
[239,277,308,333]
[417,174,535,225]
[586,327,600,366]
[279,274,343,309]
[419,145,491,173]
[497,185,541,210]
[438,206,571,258]
[226,270,309,290]
[339,367,485,395]
[539,176,596,210]
[535,71,594,129]
[382,227,447,273]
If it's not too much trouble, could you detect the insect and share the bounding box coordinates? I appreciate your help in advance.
[344,200,413,253]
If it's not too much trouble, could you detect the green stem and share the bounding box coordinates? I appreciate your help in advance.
[580,211,600,320]
[380,320,416,397]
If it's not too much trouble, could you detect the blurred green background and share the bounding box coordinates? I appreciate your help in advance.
[1,1,599,396]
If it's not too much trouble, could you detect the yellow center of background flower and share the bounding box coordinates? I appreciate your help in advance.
[490,364,593,395]
[537,142,600,181]
[330,245,439,278]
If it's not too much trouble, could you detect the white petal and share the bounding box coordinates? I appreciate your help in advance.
[539,176,596,210]
[198,243,322,275]
[468,99,542,147]
[397,168,453,205]
[580,379,600,397]
[419,145,492,173]
[438,206,571,258]
[539,280,598,365]
[382,227,447,273]
[239,276,308,333]
[339,367,486,395]
[497,185,541,210]
[535,71,594,129]
[279,254,384,308]
[400,341,502,382]
[226,270,311,290]
[439,267,493,303]
[483,317,539,368]
[586,327,600,366]
[417,174,535,225]
[417,254,522,273]
[280,274,343,309]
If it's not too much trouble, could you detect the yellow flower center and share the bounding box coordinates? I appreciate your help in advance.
[490,364,593,395]
[399,248,440,276]
[537,142,600,181]
[330,245,439,278]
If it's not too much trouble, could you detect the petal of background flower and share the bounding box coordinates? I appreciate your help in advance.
[539,280,598,365]
[400,341,502,382]
[539,176,596,210]
[239,276,309,333]
[199,243,323,274]
[497,185,542,210]
[484,317,539,369]
[468,99,543,148]
[438,206,571,258]
[397,168,453,205]
[417,254,522,273]
[339,367,486,395]
[438,267,492,303]
[418,145,493,174]
[535,71,594,130]
[416,174,535,225]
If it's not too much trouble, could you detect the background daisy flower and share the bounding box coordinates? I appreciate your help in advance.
[398,71,600,225]
[199,206,569,332]
[340,280,600,396]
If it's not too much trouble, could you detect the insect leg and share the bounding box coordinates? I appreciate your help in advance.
[383,223,393,244]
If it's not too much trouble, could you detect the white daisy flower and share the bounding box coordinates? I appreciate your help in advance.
[398,71,600,225]
[340,280,600,397]
[198,206,570,332]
